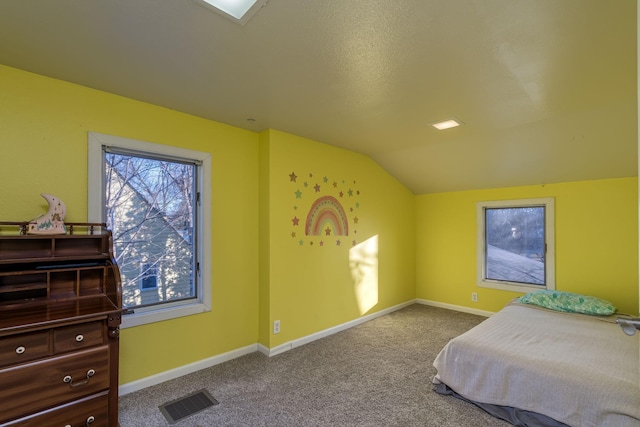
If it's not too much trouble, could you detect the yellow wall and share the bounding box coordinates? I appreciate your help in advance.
[416,178,639,315]
[260,130,416,347]
[2,64,638,386]
[258,131,272,346]
[0,65,261,383]
[0,65,416,383]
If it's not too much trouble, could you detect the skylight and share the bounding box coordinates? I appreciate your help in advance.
[195,0,268,25]
[431,119,463,131]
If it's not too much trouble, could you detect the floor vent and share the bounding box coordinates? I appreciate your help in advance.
[159,389,219,424]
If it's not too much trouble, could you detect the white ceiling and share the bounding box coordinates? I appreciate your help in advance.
[0,0,636,194]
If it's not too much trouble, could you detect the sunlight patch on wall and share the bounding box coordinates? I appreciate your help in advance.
[350,235,378,315]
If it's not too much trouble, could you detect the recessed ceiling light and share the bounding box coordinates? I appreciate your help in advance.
[431,119,463,130]
[195,0,268,25]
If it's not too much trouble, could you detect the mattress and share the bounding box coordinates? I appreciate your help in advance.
[432,303,640,427]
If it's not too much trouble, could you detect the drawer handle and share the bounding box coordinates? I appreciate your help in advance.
[63,415,95,427]
[62,369,95,387]
[15,346,26,354]
[75,334,84,342]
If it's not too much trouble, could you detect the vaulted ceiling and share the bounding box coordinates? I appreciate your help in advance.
[0,0,636,194]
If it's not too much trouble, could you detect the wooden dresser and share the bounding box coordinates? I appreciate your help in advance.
[0,223,122,427]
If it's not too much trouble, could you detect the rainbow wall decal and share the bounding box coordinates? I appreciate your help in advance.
[305,195,349,236]
[289,170,360,247]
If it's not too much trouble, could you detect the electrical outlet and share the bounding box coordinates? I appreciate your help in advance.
[273,320,280,334]
[472,292,478,302]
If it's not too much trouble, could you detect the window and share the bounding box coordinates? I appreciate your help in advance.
[88,132,211,328]
[477,198,555,292]
[140,264,158,290]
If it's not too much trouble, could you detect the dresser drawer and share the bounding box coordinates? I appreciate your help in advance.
[54,321,104,353]
[0,346,110,422]
[2,391,109,427]
[0,331,50,368]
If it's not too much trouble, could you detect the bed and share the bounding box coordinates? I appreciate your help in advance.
[432,295,640,427]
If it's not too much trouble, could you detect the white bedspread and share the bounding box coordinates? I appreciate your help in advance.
[432,303,640,427]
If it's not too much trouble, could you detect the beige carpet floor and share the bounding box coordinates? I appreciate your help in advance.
[118,304,511,426]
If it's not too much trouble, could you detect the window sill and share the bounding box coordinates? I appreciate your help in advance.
[121,302,210,328]
[478,280,552,294]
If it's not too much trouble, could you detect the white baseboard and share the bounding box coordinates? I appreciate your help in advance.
[119,300,416,394]
[120,299,489,395]
[119,344,257,396]
[416,298,494,317]
[263,299,417,357]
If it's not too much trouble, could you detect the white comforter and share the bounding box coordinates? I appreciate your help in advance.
[432,303,640,427]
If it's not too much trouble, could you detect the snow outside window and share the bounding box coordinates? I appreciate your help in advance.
[476,198,555,293]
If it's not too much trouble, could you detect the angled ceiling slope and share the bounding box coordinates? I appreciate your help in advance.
[0,0,635,194]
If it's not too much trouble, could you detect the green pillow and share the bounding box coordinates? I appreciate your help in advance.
[518,290,617,316]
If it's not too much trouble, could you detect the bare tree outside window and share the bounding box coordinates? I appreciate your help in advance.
[105,152,197,309]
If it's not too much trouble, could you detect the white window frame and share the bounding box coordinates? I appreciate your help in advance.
[88,132,212,328]
[476,197,555,293]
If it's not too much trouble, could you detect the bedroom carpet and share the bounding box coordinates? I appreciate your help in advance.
[118,304,512,426]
